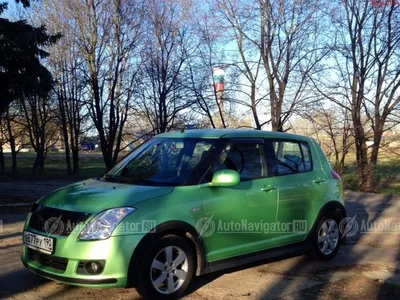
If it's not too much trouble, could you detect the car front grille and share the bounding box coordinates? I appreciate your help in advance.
[27,248,68,272]
[28,204,90,236]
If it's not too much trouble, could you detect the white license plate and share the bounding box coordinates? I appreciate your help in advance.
[24,231,54,254]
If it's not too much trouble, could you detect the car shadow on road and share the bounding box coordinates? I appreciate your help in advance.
[379,195,400,299]
[255,193,397,300]
[0,267,49,298]
[185,193,399,299]
[379,240,400,299]
[186,251,307,296]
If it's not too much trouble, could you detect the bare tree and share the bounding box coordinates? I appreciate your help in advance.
[314,0,400,191]
[216,0,269,129]
[300,105,354,175]
[20,94,59,175]
[67,0,143,170]
[255,0,328,131]
[139,0,197,133]
[187,13,234,129]
[0,102,30,174]
[40,0,89,175]
[4,105,27,173]
[55,55,87,175]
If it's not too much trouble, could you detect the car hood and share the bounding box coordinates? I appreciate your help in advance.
[37,178,174,214]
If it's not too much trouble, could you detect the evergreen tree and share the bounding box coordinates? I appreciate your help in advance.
[0,0,60,114]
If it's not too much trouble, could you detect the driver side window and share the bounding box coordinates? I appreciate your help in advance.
[213,141,267,181]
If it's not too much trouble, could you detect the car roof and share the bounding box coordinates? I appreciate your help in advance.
[156,129,310,141]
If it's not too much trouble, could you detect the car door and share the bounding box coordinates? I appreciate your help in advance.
[199,139,278,262]
[268,139,326,246]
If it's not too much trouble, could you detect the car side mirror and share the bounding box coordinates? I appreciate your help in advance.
[209,169,240,187]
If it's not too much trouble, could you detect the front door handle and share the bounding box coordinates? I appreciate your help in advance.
[313,178,326,184]
[261,185,277,192]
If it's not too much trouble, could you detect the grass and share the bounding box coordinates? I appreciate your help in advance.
[1,153,106,180]
[1,151,399,194]
[333,151,400,194]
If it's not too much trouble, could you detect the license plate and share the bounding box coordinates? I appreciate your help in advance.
[23,231,54,254]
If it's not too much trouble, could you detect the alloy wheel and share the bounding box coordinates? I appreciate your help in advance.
[150,245,189,294]
[317,219,339,255]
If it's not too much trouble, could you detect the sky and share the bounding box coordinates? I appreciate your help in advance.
[0,0,324,132]
[2,1,24,19]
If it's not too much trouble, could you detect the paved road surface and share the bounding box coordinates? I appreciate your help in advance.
[1,191,400,299]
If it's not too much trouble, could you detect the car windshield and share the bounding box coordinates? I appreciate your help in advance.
[103,138,216,186]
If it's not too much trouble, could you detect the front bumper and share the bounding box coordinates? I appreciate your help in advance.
[22,261,118,285]
[21,228,143,288]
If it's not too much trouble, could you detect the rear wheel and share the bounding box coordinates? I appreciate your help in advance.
[136,234,195,299]
[308,211,342,260]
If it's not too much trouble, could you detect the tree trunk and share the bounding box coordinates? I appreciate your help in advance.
[9,137,17,173]
[270,94,284,132]
[72,148,79,175]
[65,146,72,175]
[32,155,39,175]
[61,110,72,175]
[71,131,79,174]
[11,148,17,173]
[0,145,5,174]
[271,110,284,132]
[39,156,45,174]
[6,114,17,173]
[63,130,72,175]
[361,126,383,192]
[68,118,80,175]
[100,139,113,171]
[353,119,370,191]
[33,148,45,175]
[250,85,261,130]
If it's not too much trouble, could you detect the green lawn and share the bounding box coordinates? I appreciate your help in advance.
[1,153,106,180]
[1,151,399,194]
[340,152,400,194]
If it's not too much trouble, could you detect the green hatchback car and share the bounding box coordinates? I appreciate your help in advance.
[22,129,345,299]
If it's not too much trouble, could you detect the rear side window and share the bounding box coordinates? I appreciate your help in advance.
[271,140,313,175]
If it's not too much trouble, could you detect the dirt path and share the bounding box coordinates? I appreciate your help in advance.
[0,191,399,299]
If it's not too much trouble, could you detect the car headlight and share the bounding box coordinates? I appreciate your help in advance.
[79,207,135,240]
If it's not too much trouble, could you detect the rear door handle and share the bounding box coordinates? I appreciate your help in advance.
[313,178,326,184]
[261,185,277,192]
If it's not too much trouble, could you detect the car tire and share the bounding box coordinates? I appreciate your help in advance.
[307,211,343,260]
[135,234,195,300]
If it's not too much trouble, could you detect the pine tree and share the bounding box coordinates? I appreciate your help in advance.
[0,0,60,114]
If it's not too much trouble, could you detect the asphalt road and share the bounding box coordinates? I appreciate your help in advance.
[1,191,400,299]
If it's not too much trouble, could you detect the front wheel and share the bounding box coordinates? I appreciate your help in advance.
[136,234,195,299]
[307,211,342,260]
